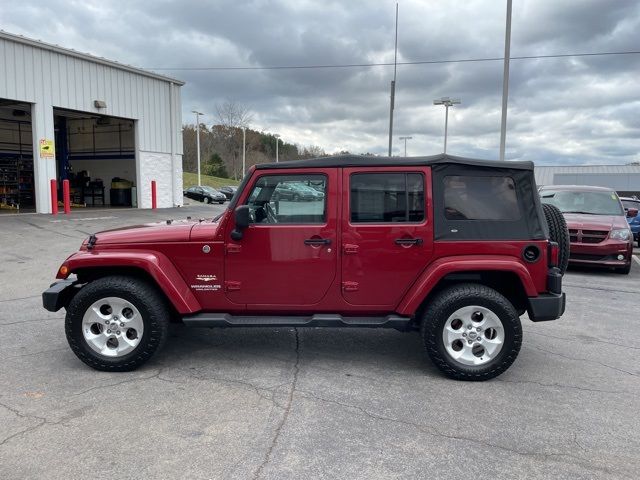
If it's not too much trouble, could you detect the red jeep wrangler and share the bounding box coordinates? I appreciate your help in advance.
[43,154,568,381]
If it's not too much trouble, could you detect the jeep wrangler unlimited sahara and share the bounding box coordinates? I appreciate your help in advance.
[43,154,568,381]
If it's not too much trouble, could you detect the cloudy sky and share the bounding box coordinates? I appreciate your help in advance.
[2,0,639,164]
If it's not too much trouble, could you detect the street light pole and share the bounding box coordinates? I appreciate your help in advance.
[398,136,412,156]
[192,110,204,185]
[274,134,281,163]
[242,127,246,177]
[499,0,513,161]
[433,97,460,154]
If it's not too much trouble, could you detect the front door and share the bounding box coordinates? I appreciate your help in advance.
[341,167,433,307]
[224,169,337,306]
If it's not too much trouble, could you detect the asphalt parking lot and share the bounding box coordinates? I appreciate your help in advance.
[1,205,640,479]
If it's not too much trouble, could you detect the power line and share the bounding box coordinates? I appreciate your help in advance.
[146,50,640,71]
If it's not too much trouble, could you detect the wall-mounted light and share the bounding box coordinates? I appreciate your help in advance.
[94,100,107,108]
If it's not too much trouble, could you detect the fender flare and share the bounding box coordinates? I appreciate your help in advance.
[60,250,201,314]
[396,255,537,316]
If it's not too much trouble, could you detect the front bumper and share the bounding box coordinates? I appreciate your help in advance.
[527,292,566,322]
[42,279,81,312]
[568,240,632,267]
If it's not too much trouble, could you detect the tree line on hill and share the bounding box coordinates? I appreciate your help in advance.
[182,101,328,180]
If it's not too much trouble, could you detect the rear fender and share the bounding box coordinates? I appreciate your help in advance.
[60,250,201,314]
[396,255,537,316]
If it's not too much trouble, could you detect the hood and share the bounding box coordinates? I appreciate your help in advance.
[562,213,628,231]
[91,219,198,245]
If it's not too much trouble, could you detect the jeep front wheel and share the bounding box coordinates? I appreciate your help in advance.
[65,276,170,371]
[421,284,522,381]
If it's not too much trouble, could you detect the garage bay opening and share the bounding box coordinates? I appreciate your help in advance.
[0,100,34,214]
[54,108,137,209]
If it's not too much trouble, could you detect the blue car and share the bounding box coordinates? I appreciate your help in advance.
[621,197,640,247]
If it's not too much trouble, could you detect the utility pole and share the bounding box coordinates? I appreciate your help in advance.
[399,136,412,156]
[274,134,281,163]
[499,0,513,161]
[388,3,399,156]
[242,127,246,177]
[433,97,460,154]
[192,110,204,185]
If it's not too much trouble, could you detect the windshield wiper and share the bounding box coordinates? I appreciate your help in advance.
[562,210,594,215]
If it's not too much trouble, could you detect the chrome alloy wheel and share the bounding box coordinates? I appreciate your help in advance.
[442,306,505,366]
[82,297,144,357]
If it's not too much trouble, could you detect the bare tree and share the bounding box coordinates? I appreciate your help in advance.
[215,100,253,179]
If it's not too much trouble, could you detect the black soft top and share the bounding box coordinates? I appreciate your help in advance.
[256,153,534,171]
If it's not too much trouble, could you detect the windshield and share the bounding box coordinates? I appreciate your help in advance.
[201,186,220,194]
[621,199,640,210]
[540,189,624,216]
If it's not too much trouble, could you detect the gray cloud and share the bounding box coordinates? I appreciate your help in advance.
[1,0,639,164]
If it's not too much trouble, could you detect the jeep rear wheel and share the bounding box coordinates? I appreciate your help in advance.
[65,276,170,371]
[542,203,570,275]
[421,284,522,381]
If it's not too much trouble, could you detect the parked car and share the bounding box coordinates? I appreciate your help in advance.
[219,185,238,200]
[184,186,226,204]
[44,154,567,381]
[272,182,324,201]
[539,185,633,274]
[620,197,640,247]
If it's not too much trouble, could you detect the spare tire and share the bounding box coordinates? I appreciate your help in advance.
[542,203,570,275]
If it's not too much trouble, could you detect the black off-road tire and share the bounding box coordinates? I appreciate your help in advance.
[65,276,170,372]
[421,283,522,381]
[542,203,570,275]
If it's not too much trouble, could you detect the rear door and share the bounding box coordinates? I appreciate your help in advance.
[224,169,337,306]
[341,167,433,307]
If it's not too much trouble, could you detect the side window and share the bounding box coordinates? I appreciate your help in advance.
[246,174,327,224]
[444,176,519,220]
[350,173,425,223]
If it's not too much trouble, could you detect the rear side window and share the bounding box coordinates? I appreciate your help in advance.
[350,173,424,223]
[444,176,519,220]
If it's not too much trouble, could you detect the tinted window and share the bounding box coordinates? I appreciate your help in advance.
[246,174,326,224]
[444,176,519,220]
[350,173,424,223]
[540,189,623,216]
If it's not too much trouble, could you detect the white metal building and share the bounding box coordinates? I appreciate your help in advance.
[0,30,184,213]
[535,165,640,197]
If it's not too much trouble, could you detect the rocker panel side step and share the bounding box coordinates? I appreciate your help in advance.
[182,313,411,330]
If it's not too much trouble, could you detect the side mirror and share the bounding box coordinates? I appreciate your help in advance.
[627,208,638,218]
[230,205,250,240]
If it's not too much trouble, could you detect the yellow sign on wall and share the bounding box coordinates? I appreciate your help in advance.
[39,139,55,159]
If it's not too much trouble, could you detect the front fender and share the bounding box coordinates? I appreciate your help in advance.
[59,250,201,314]
[396,255,537,316]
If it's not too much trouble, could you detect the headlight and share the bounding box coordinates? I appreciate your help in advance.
[610,228,631,241]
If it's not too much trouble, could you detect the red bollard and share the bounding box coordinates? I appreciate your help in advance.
[151,180,157,209]
[63,179,71,214]
[50,179,58,215]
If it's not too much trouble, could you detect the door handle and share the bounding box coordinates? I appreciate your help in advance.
[304,238,331,246]
[394,238,423,246]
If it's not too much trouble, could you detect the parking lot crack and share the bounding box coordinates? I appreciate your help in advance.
[0,402,69,448]
[252,328,300,480]
[529,345,640,378]
[527,330,640,352]
[174,367,288,408]
[7,347,69,360]
[496,378,626,394]
[295,391,601,469]
[71,368,166,396]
